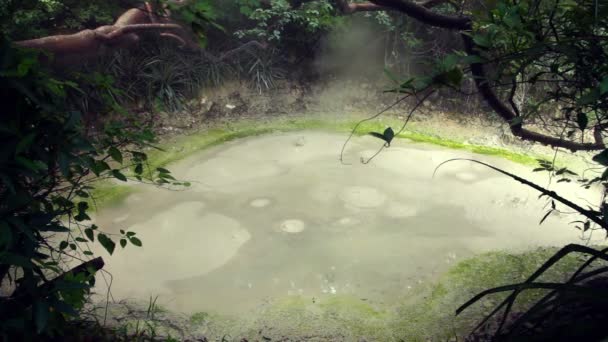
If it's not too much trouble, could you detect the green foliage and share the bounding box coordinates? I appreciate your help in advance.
[235,0,336,42]
[470,0,608,134]
[244,48,286,93]
[369,127,395,146]
[0,38,187,338]
[0,0,122,40]
[167,0,222,47]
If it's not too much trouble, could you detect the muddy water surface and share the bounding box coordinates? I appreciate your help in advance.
[91,132,601,316]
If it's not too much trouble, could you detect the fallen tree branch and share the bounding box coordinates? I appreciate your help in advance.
[14,3,197,65]
[10,257,105,300]
[1,257,105,318]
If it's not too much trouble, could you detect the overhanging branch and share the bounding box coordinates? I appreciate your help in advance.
[338,0,605,151]
[369,0,470,29]
[334,0,455,14]
[461,34,605,151]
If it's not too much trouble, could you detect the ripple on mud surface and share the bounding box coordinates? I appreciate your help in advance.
[384,202,419,218]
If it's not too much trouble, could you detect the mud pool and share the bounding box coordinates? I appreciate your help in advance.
[91,131,602,316]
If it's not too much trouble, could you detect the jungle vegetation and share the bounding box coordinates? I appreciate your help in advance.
[1,0,608,340]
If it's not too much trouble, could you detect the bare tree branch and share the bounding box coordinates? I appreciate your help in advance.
[334,0,453,14]
[14,3,198,65]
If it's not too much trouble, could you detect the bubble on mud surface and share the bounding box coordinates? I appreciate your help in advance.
[280,219,306,233]
[337,217,359,226]
[455,172,477,182]
[250,198,272,208]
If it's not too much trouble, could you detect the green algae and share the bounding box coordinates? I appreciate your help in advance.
[87,115,550,210]
[388,246,599,341]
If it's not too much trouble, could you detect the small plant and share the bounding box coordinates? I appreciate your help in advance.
[190,312,210,326]
[245,48,286,93]
[458,244,608,341]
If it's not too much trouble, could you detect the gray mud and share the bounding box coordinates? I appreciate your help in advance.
[91,132,602,317]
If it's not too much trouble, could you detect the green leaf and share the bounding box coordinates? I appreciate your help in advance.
[15,133,36,154]
[75,237,87,243]
[156,167,170,174]
[49,299,78,317]
[0,224,12,252]
[134,163,143,175]
[383,67,400,84]
[112,170,128,182]
[601,168,608,180]
[15,156,45,171]
[576,112,588,130]
[240,5,253,16]
[369,127,395,146]
[460,54,484,64]
[578,88,600,105]
[92,160,111,176]
[120,239,127,248]
[74,214,88,222]
[84,228,94,242]
[600,77,608,95]
[383,127,395,145]
[34,301,50,333]
[75,190,89,198]
[442,54,459,70]
[108,147,123,164]
[77,201,88,214]
[159,173,176,181]
[473,33,491,48]
[129,236,142,247]
[444,68,463,86]
[583,221,591,232]
[131,151,148,161]
[1,253,33,268]
[59,241,69,250]
[40,224,70,232]
[593,149,608,166]
[539,210,553,225]
[369,132,387,142]
[97,234,116,255]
